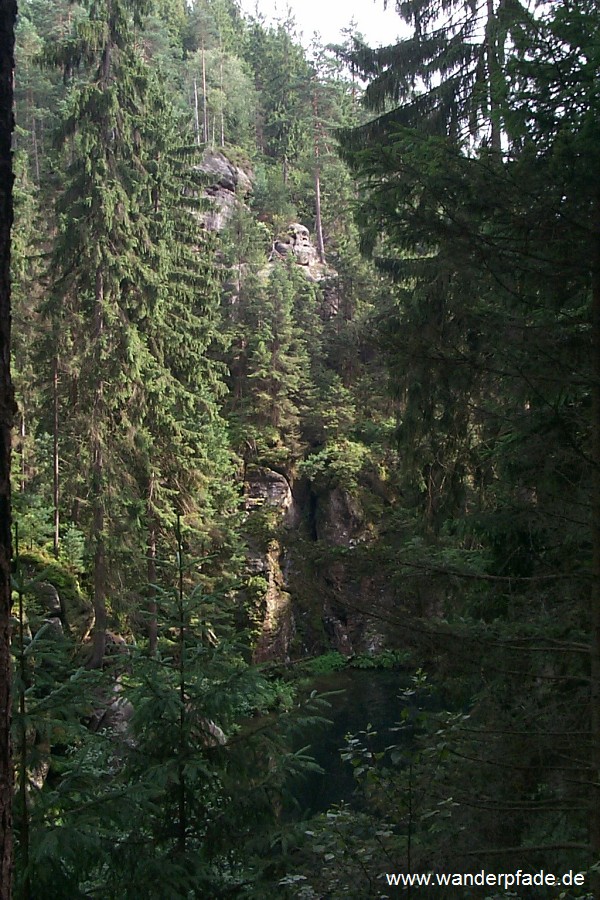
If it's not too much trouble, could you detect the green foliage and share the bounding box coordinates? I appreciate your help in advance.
[251,676,296,714]
[279,805,398,899]
[10,543,108,900]
[185,47,258,149]
[300,651,347,676]
[58,524,86,574]
[10,529,329,898]
[251,161,298,230]
[300,649,411,677]
[242,20,313,179]
[12,491,53,552]
[16,548,92,639]
[350,648,410,670]
[290,669,590,897]
[328,0,600,883]
[299,439,368,490]
[226,262,315,466]
[100,540,328,897]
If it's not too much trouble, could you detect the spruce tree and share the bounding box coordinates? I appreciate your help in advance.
[229,262,314,467]
[506,0,600,870]
[343,0,530,150]
[45,0,162,667]
[134,89,241,649]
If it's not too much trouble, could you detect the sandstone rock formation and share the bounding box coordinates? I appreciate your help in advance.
[243,465,300,662]
[242,465,393,661]
[315,486,365,547]
[199,149,252,231]
[269,221,339,292]
[272,222,318,266]
[244,464,300,528]
[248,539,295,663]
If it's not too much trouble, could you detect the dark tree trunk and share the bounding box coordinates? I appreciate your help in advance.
[17,411,22,493]
[0,2,17,896]
[147,525,157,656]
[90,475,107,668]
[590,191,600,893]
[176,516,186,855]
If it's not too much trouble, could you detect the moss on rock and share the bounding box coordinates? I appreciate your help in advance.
[16,549,93,640]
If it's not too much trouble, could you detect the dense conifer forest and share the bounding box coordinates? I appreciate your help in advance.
[0,0,600,896]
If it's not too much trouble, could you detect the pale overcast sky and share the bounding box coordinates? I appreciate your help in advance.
[239,0,405,48]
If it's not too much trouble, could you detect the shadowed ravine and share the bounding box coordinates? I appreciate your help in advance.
[290,670,420,816]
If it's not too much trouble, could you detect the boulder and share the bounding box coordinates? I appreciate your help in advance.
[32,581,62,618]
[18,549,94,640]
[266,222,338,292]
[89,674,134,736]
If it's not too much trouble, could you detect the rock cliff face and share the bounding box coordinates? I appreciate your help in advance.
[199,150,341,318]
[244,466,299,662]
[244,465,300,528]
[243,466,393,663]
[315,487,364,546]
[249,539,295,663]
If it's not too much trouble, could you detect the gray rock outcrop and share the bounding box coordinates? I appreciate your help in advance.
[267,223,340,311]
[315,486,365,547]
[272,223,318,267]
[249,540,295,663]
[199,150,253,231]
[244,465,300,528]
[243,465,300,662]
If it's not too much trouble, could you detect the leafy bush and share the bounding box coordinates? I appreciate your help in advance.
[301,652,347,675]
[350,649,411,670]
